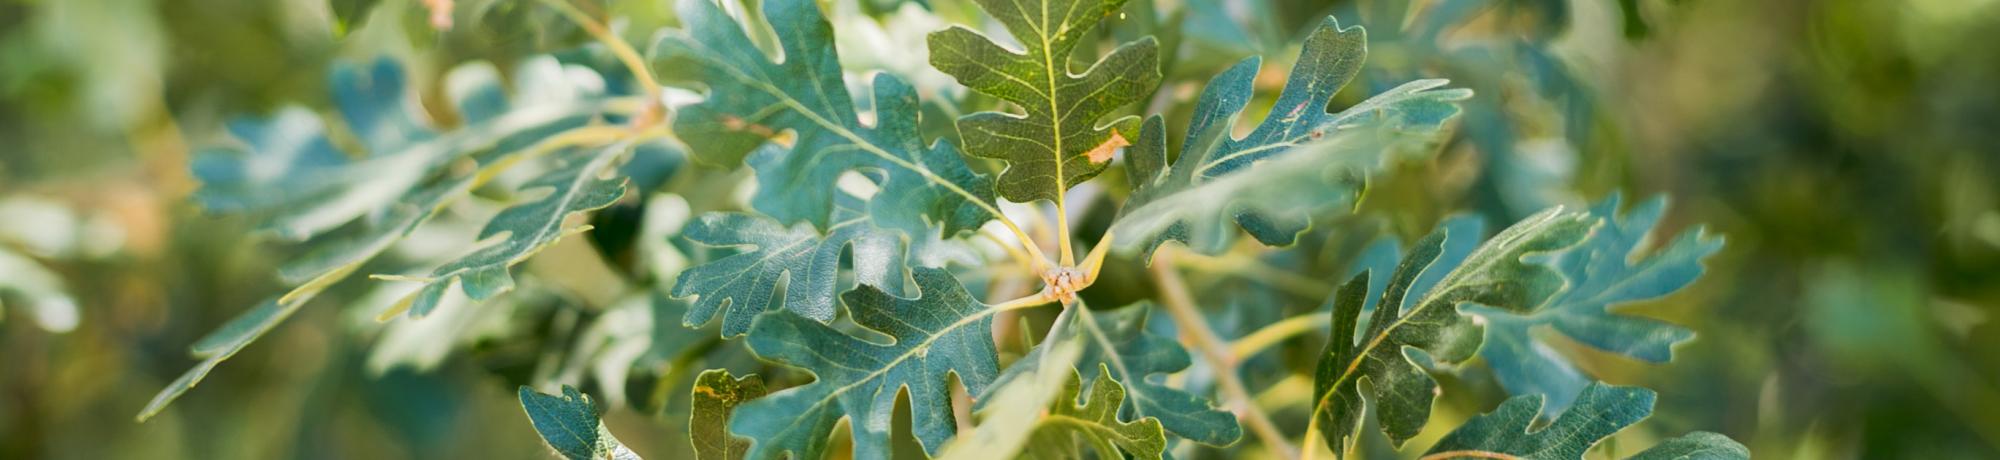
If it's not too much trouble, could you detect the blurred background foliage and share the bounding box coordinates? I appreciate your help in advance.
[1,0,1997,458]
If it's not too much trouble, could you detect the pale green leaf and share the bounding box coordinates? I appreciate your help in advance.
[1466,194,1723,413]
[385,142,631,319]
[730,267,1000,459]
[692,370,767,460]
[1312,208,1594,452]
[1424,382,1747,460]
[1017,365,1168,460]
[1112,16,1469,260]
[519,385,643,460]
[927,0,1160,203]
[989,303,1241,445]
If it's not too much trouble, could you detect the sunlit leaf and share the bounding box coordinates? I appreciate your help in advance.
[927,0,1160,203]
[519,385,643,460]
[1424,382,1748,460]
[1019,365,1168,459]
[1312,208,1593,452]
[692,370,767,460]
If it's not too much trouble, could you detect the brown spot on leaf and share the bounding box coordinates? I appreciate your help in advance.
[1085,130,1130,164]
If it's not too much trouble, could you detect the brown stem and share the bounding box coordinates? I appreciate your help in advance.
[1151,251,1300,459]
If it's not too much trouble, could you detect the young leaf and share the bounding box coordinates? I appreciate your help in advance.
[1423,382,1748,460]
[989,303,1241,445]
[670,208,906,337]
[730,267,1000,459]
[651,0,997,237]
[1112,17,1470,259]
[1018,365,1169,460]
[692,370,767,460]
[519,385,643,460]
[383,142,631,319]
[1313,208,1594,453]
[1465,194,1724,413]
[927,0,1161,203]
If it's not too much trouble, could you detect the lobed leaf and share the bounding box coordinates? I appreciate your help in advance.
[1423,382,1748,460]
[1312,208,1594,453]
[383,142,631,319]
[1112,16,1470,261]
[988,303,1241,445]
[729,267,1000,459]
[141,56,622,421]
[1017,365,1168,460]
[670,199,908,336]
[692,370,767,460]
[519,385,643,460]
[1465,194,1723,413]
[927,0,1161,203]
[651,0,997,237]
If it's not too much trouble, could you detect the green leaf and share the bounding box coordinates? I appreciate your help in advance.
[1112,16,1469,259]
[519,385,643,460]
[191,58,600,241]
[1312,208,1594,453]
[670,197,908,337]
[652,0,997,237]
[1466,194,1724,414]
[692,370,767,460]
[1423,382,1748,460]
[384,143,631,319]
[989,303,1241,445]
[936,340,1084,459]
[927,0,1160,203]
[1019,365,1169,460]
[730,267,1000,459]
[144,56,620,422]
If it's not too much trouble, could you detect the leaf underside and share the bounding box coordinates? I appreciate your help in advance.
[1018,365,1169,460]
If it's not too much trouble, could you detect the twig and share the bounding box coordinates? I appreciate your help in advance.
[1151,251,1300,458]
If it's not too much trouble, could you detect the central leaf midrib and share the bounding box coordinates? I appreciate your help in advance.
[763,304,1000,452]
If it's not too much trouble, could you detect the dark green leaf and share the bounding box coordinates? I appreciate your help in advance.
[1424,382,1747,460]
[1467,194,1723,413]
[692,370,767,460]
[670,197,908,337]
[1312,208,1593,453]
[1113,17,1469,260]
[730,267,1000,459]
[519,385,642,460]
[651,0,997,237]
[927,0,1160,203]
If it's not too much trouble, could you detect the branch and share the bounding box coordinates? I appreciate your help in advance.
[1150,251,1300,458]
